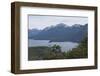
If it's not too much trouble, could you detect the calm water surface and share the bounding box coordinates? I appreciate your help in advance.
[28,39,79,52]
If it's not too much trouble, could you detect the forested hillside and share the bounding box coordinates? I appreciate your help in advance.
[28,23,88,42]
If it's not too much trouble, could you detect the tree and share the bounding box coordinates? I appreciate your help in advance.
[65,37,88,59]
[51,44,61,52]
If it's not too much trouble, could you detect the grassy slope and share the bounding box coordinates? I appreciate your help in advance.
[28,46,51,60]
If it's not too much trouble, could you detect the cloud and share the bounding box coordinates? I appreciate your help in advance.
[29,15,88,29]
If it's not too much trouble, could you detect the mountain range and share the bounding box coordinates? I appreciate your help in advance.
[28,23,88,42]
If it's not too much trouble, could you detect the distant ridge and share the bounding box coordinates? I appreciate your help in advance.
[28,23,88,42]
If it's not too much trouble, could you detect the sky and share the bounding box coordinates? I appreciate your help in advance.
[28,15,88,30]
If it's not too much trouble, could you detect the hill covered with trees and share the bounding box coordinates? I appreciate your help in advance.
[28,23,88,42]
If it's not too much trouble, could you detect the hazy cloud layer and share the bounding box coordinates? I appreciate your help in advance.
[29,15,88,29]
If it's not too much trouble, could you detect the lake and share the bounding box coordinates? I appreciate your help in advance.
[28,39,79,52]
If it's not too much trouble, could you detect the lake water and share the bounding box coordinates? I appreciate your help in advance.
[28,39,79,52]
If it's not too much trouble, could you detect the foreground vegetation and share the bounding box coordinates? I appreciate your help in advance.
[28,38,88,60]
[63,38,88,59]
